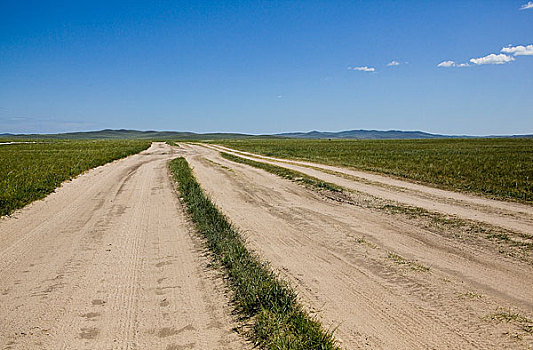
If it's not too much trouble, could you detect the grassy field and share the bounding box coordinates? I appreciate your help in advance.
[214,138,533,202]
[169,157,340,349]
[0,140,151,216]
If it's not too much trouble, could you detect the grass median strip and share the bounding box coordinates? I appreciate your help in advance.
[220,152,342,193]
[169,157,340,350]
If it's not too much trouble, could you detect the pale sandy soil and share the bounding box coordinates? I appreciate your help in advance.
[180,143,533,350]
[0,143,250,350]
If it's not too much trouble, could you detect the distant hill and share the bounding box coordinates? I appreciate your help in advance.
[1,129,531,140]
[0,129,274,140]
[276,129,533,139]
[276,129,455,139]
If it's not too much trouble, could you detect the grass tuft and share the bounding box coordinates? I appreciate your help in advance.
[487,309,533,334]
[387,252,431,272]
[458,291,484,299]
[169,157,340,349]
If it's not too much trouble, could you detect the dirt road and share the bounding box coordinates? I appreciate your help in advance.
[205,144,533,236]
[181,143,533,349]
[0,143,249,350]
[2,141,531,350]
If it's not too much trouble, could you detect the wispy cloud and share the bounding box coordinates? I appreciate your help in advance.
[437,60,456,68]
[387,60,400,66]
[520,1,533,10]
[501,44,533,56]
[348,66,375,72]
[469,53,514,65]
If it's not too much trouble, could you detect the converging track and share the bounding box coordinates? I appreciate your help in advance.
[205,144,533,236]
[1,142,531,350]
[181,143,533,349]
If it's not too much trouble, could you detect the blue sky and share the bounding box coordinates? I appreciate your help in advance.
[1,1,532,135]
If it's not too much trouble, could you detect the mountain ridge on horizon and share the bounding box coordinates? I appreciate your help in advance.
[276,129,450,139]
[1,128,532,140]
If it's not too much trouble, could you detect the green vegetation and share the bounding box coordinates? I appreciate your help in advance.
[487,309,533,334]
[169,157,340,350]
[214,138,533,202]
[459,292,483,299]
[387,252,430,272]
[221,152,342,193]
[0,140,151,216]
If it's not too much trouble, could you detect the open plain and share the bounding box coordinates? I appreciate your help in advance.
[0,141,532,349]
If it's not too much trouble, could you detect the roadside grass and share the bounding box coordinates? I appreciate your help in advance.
[220,152,342,193]
[169,157,340,350]
[0,140,151,216]
[213,138,533,203]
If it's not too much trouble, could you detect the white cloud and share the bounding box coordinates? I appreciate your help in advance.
[437,60,456,67]
[349,66,375,72]
[520,1,533,10]
[469,53,515,65]
[438,44,531,69]
[387,60,400,66]
[437,61,471,68]
[501,44,533,56]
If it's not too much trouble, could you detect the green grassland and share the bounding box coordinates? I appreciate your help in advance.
[0,140,151,216]
[214,138,533,202]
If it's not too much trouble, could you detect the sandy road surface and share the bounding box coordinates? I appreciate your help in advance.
[0,142,249,350]
[181,143,533,349]
[205,144,533,236]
